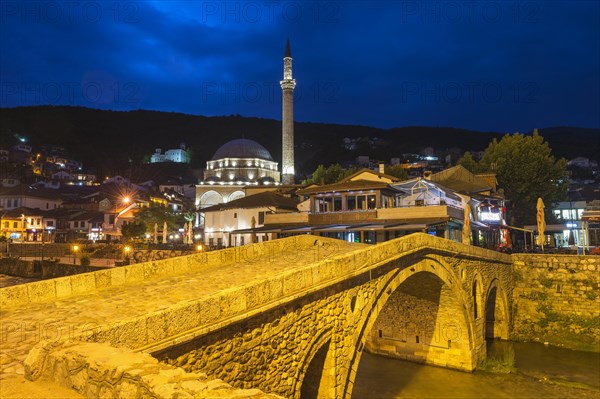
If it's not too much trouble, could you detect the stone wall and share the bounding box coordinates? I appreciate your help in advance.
[0,258,109,279]
[512,254,600,351]
[24,340,283,399]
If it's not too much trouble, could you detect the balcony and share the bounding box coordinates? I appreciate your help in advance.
[264,212,309,225]
[308,210,377,225]
[377,205,462,221]
[263,205,462,227]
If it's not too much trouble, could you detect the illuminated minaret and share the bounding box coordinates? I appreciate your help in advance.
[280,38,296,185]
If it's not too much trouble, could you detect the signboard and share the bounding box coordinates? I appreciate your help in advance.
[479,211,502,223]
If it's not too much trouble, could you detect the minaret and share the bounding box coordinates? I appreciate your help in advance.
[280,38,296,184]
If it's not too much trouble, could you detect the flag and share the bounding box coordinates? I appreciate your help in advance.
[462,205,471,245]
[536,198,546,248]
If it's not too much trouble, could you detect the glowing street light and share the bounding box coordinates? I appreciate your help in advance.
[124,245,131,265]
[72,245,79,264]
[196,244,204,252]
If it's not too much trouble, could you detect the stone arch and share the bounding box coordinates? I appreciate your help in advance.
[344,258,474,398]
[199,190,223,207]
[484,279,510,340]
[293,329,334,399]
[227,190,245,203]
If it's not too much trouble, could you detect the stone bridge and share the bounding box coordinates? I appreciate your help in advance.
[0,233,513,398]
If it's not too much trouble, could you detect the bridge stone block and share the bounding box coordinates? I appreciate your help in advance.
[220,290,247,317]
[94,269,112,289]
[26,279,56,303]
[109,266,126,286]
[199,296,221,326]
[245,281,271,309]
[70,273,95,295]
[0,284,27,307]
[146,312,169,344]
[124,264,144,282]
[54,277,72,298]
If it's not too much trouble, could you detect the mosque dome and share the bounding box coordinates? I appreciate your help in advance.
[211,139,273,161]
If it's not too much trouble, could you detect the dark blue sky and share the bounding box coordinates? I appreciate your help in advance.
[1,1,599,132]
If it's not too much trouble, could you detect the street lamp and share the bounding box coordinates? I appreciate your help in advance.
[196,244,204,252]
[124,245,131,264]
[72,245,79,265]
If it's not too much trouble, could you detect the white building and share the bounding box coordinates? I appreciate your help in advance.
[196,139,282,210]
[202,191,298,248]
[150,144,190,164]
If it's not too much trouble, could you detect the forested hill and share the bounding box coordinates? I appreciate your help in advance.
[0,106,597,176]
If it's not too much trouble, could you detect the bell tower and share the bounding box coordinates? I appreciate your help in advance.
[280,38,296,184]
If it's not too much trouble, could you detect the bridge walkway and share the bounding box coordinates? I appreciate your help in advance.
[0,239,363,381]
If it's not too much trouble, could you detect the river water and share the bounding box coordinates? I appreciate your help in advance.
[0,274,40,288]
[353,341,600,399]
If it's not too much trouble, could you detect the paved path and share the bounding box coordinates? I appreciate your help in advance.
[0,240,363,395]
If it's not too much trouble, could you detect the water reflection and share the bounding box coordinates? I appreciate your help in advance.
[353,341,600,399]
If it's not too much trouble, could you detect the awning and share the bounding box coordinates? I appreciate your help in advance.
[524,224,570,233]
[383,223,427,231]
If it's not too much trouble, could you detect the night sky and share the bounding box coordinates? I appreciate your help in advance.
[1,1,598,132]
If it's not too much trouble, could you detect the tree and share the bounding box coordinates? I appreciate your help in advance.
[133,203,179,232]
[479,130,568,226]
[303,164,357,185]
[384,165,409,181]
[121,222,147,241]
[457,151,482,173]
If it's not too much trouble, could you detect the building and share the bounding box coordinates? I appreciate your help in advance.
[150,144,190,164]
[196,139,282,210]
[0,209,25,241]
[281,38,296,185]
[225,167,508,249]
[0,185,62,211]
[195,39,297,216]
[203,191,299,249]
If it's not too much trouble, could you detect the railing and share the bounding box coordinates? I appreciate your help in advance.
[309,210,377,225]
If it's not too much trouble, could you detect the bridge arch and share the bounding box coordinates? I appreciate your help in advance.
[344,257,476,398]
[294,329,334,399]
[484,279,510,340]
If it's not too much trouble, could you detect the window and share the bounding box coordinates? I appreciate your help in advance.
[13,222,18,228]
[367,195,376,209]
[3,222,8,228]
[46,203,49,209]
[36,218,41,225]
[357,196,366,210]
[347,196,356,210]
[47,221,54,227]
[333,196,342,211]
[234,213,237,218]
[258,211,265,225]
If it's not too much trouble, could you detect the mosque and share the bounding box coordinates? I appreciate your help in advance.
[196,39,296,209]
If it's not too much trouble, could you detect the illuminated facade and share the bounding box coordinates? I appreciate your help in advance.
[196,139,281,212]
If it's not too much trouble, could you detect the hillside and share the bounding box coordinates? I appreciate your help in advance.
[0,106,597,178]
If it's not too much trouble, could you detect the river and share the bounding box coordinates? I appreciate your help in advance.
[0,274,40,288]
[353,341,600,399]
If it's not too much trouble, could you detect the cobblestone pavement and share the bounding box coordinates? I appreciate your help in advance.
[0,241,363,389]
